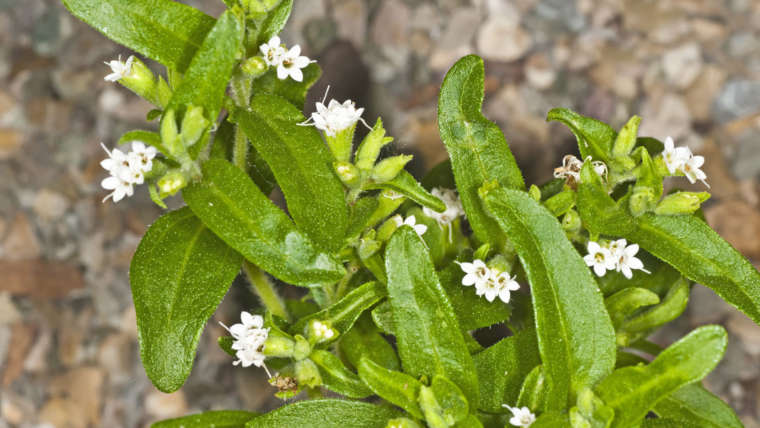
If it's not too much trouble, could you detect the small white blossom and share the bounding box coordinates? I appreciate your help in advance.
[276,44,312,82]
[662,136,692,175]
[608,239,650,279]
[394,215,427,237]
[503,404,536,427]
[583,241,616,277]
[104,55,135,82]
[100,141,158,203]
[220,311,270,370]
[100,175,134,203]
[259,36,286,67]
[490,270,521,303]
[457,259,490,289]
[682,154,709,188]
[423,188,465,226]
[553,155,607,185]
[309,99,365,137]
[127,141,157,174]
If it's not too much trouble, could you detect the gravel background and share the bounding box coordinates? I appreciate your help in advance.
[1,0,760,426]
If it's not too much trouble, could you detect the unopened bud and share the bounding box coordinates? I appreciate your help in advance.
[371,155,413,183]
[376,215,401,242]
[160,109,181,157]
[356,119,393,171]
[242,56,268,77]
[386,418,423,428]
[157,170,187,197]
[261,334,295,358]
[180,105,210,147]
[294,359,321,388]
[334,161,360,186]
[654,191,710,216]
[307,319,337,344]
[292,335,311,361]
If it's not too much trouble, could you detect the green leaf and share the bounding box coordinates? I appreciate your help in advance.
[517,365,547,410]
[438,55,525,247]
[618,277,690,337]
[252,0,293,45]
[640,419,703,428]
[546,108,616,161]
[290,281,386,336]
[130,208,242,392]
[62,0,215,72]
[419,375,470,427]
[357,356,424,419]
[234,94,348,252]
[531,412,570,427]
[543,188,576,217]
[437,261,512,331]
[118,130,170,155]
[345,197,379,241]
[653,384,743,428]
[604,287,660,329]
[152,410,256,428]
[340,314,400,371]
[211,117,277,195]
[167,10,243,123]
[595,325,728,428]
[370,300,395,334]
[310,350,372,398]
[183,158,345,286]
[249,63,322,109]
[482,187,616,410]
[366,171,446,213]
[245,399,401,428]
[473,329,540,412]
[577,162,760,325]
[385,226,479,406]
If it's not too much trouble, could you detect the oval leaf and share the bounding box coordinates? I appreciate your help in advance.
[234,95,348,252]
[653,384,743,428]
[438,261,512,331]
[482,186,616,410]
[62,0,215,72]
[246,399,401,428]
[358,356,425,419]
[290,281,386,335]
[595,325,728,428]
[385,226,479,405]
[484,188,615,410]
[438,55,525,247]
[168,10,243,123]
[183,158,345,286]
[152,410,256,428]
[130,207,242,392]
[366,171,446,213]
[546,108,616,161]
[578,162,760,325]
[311,350,372,398]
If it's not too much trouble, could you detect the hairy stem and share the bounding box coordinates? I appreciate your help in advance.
[243,261,290,322]
[233,125,249,171]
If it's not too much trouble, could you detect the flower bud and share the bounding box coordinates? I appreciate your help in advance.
[364,190,405,229]
[307,319,337,345]
[292,335,311,361]
[355,119,393,171]
[334,161,360,186]
[180,105,210,148]
[376,215,401,242]
[241,56,268,77]
[528,184,541,201]
[294,359,322,388]
[654,191,710,216]
[119,56,167,107]
[326,126,356,163]
[385,418,423,428]
[160,109,181,157]
[261,333,295,358]
[371,155,413,183]
[157,170,187,197]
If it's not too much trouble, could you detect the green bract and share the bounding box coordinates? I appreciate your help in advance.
[65,1,758,426]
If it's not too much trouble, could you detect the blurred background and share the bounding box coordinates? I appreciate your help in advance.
[1,0,760,426]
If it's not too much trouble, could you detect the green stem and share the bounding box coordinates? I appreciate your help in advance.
[233,125,248,171]
[335,260,359,299]
[242,261,290,322]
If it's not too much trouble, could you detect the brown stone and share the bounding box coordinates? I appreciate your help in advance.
[704,200,760,261]
[40,397,89,428]
[1,213,41,260]
[0,128,23,160]
[0,259,84,298]
[145,389,188,420]
[47,367,105,428]
[1,323,36,386]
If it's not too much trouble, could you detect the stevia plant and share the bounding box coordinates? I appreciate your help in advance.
[63,0,760,427]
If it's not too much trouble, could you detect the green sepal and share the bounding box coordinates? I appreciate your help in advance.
[371,155,414,183]
[356,119,394,171]
[629,149,662,216]
[654,192,711,216]
[612,115,641,158]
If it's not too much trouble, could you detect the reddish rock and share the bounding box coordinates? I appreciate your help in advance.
[705,199,760,261]
[0,259,84,298]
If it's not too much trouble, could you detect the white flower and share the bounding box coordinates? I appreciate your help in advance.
[490,270,521,303]
[503,405,536,427]
[259,36,286,67]
[127,141,157,174]
[276,45,312,82]
[583,241,616,277]
[682,154,709,188]
[457,259,490,288]
[394,215,427,237]
[553,155,607,184]
[611,240,650,279]
[104,55,135,82]
[220,311,270,370]
[662,136,691,175]
[100,175,134,202]
[309,99,365,137]
[423,188,464,226]
[591,160,608,178]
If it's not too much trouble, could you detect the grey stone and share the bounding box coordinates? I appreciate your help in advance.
[714,80,760,123]
[662,43,703,90]
[477,17,532,62]
[732,131,760,180]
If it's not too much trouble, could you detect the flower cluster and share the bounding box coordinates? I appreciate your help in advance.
[503,404,536,427]
[104,55,134,82]
[662,136,709,188]
[584,239,649,279]
[259,36,312,82]
[422,188,465,227]
[553,154,607,186]
[220,311,270,371]
[458,259,520,303]
[100,141,157,203]
[394,214,428,237]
